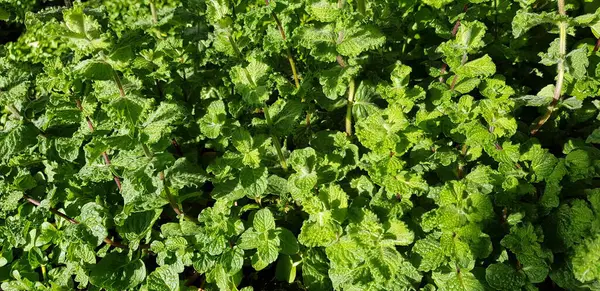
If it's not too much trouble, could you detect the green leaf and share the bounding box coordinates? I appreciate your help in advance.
[512,10,558,38]
[302,248,333,291]
[230,59,271,106]
[276,228,299,255]
[0,123,38,162]
[422,0,454,9]
[89,252,146,291]
[253,208,276,233]
[413,235,445,271]
[55,135,84,162]
[432,270,485,291]
[319,65,360,100]
[252,238,279,270]
[74,59,114,80]
[586,128,600,144]
[456,55,496,78]
[146,266,179,291]
[275,254,297,283]
[308,1,340,23]
[485,263,527,290]
[199,100,228,139]
[164,158,208,189]
[565,49,589,80]
[298,212,342,247]
[336,25,386,58]
[270,100,304,137]
[384,219,414,246]
[572,235,600,283]
[240,167,268,199]
[141,102,186,144]
[353,81,380,119]
[515,85,555,107]
[109,95,146,128]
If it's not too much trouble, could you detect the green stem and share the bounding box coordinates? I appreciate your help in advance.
[531,3,567,135]
[41,265,47,281]
[112,70,126,98]
[265,7,307,124]
[264,107,288,171]
[227,34,243,59]
[267,9,300,88]
[345,79,356,136]
[357,0,365,15]
[142,144,153,159]
[7,104,22,119]
[150,0,158,24]
[286,48,300,89]
[159,172,197,223]
[450,50,469,91]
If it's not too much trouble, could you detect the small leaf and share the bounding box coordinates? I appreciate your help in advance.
[253,208,275,233]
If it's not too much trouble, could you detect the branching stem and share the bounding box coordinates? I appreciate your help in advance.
[531,1,567,135]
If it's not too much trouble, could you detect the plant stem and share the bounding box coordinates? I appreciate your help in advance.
[41,265,47,281]
[143,141,195,222]
[266,7,300,88]
[457,144,468,179]
[159,172,197,222]
[171,138,184,157]
[345,79,356,136]
[75,99,122,191]
[264,107,288,171]
[356,0,365,15]
[264,1,307,125]
[450,52,468,91]
[286,48,301,88]
[227,34,243,59]
[593,38,600,53]
[142,144,153,159]
[440,4,468,83]
[531,2,567,135]
[150,0,158,24]
[23,195,126,249]
[113,71,126,98]
[7,104,22,119]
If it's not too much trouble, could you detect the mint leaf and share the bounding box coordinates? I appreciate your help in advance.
[89,253,146,291]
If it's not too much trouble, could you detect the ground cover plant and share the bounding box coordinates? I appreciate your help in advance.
[1,0,600,290]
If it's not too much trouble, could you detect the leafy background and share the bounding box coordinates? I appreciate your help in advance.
[1,0,600,290]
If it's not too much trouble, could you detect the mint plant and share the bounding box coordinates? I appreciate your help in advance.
[1,0,600,290]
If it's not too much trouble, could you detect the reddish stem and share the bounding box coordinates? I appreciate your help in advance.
[76,99,122,191]
[439,4,468,83]
[171,138,184,157]
[449,75,459,91]
[113,72,126,98]
[594,39,600,53]
[336,55,347,68]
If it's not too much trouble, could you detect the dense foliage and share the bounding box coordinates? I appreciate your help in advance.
[1,0,600,290]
